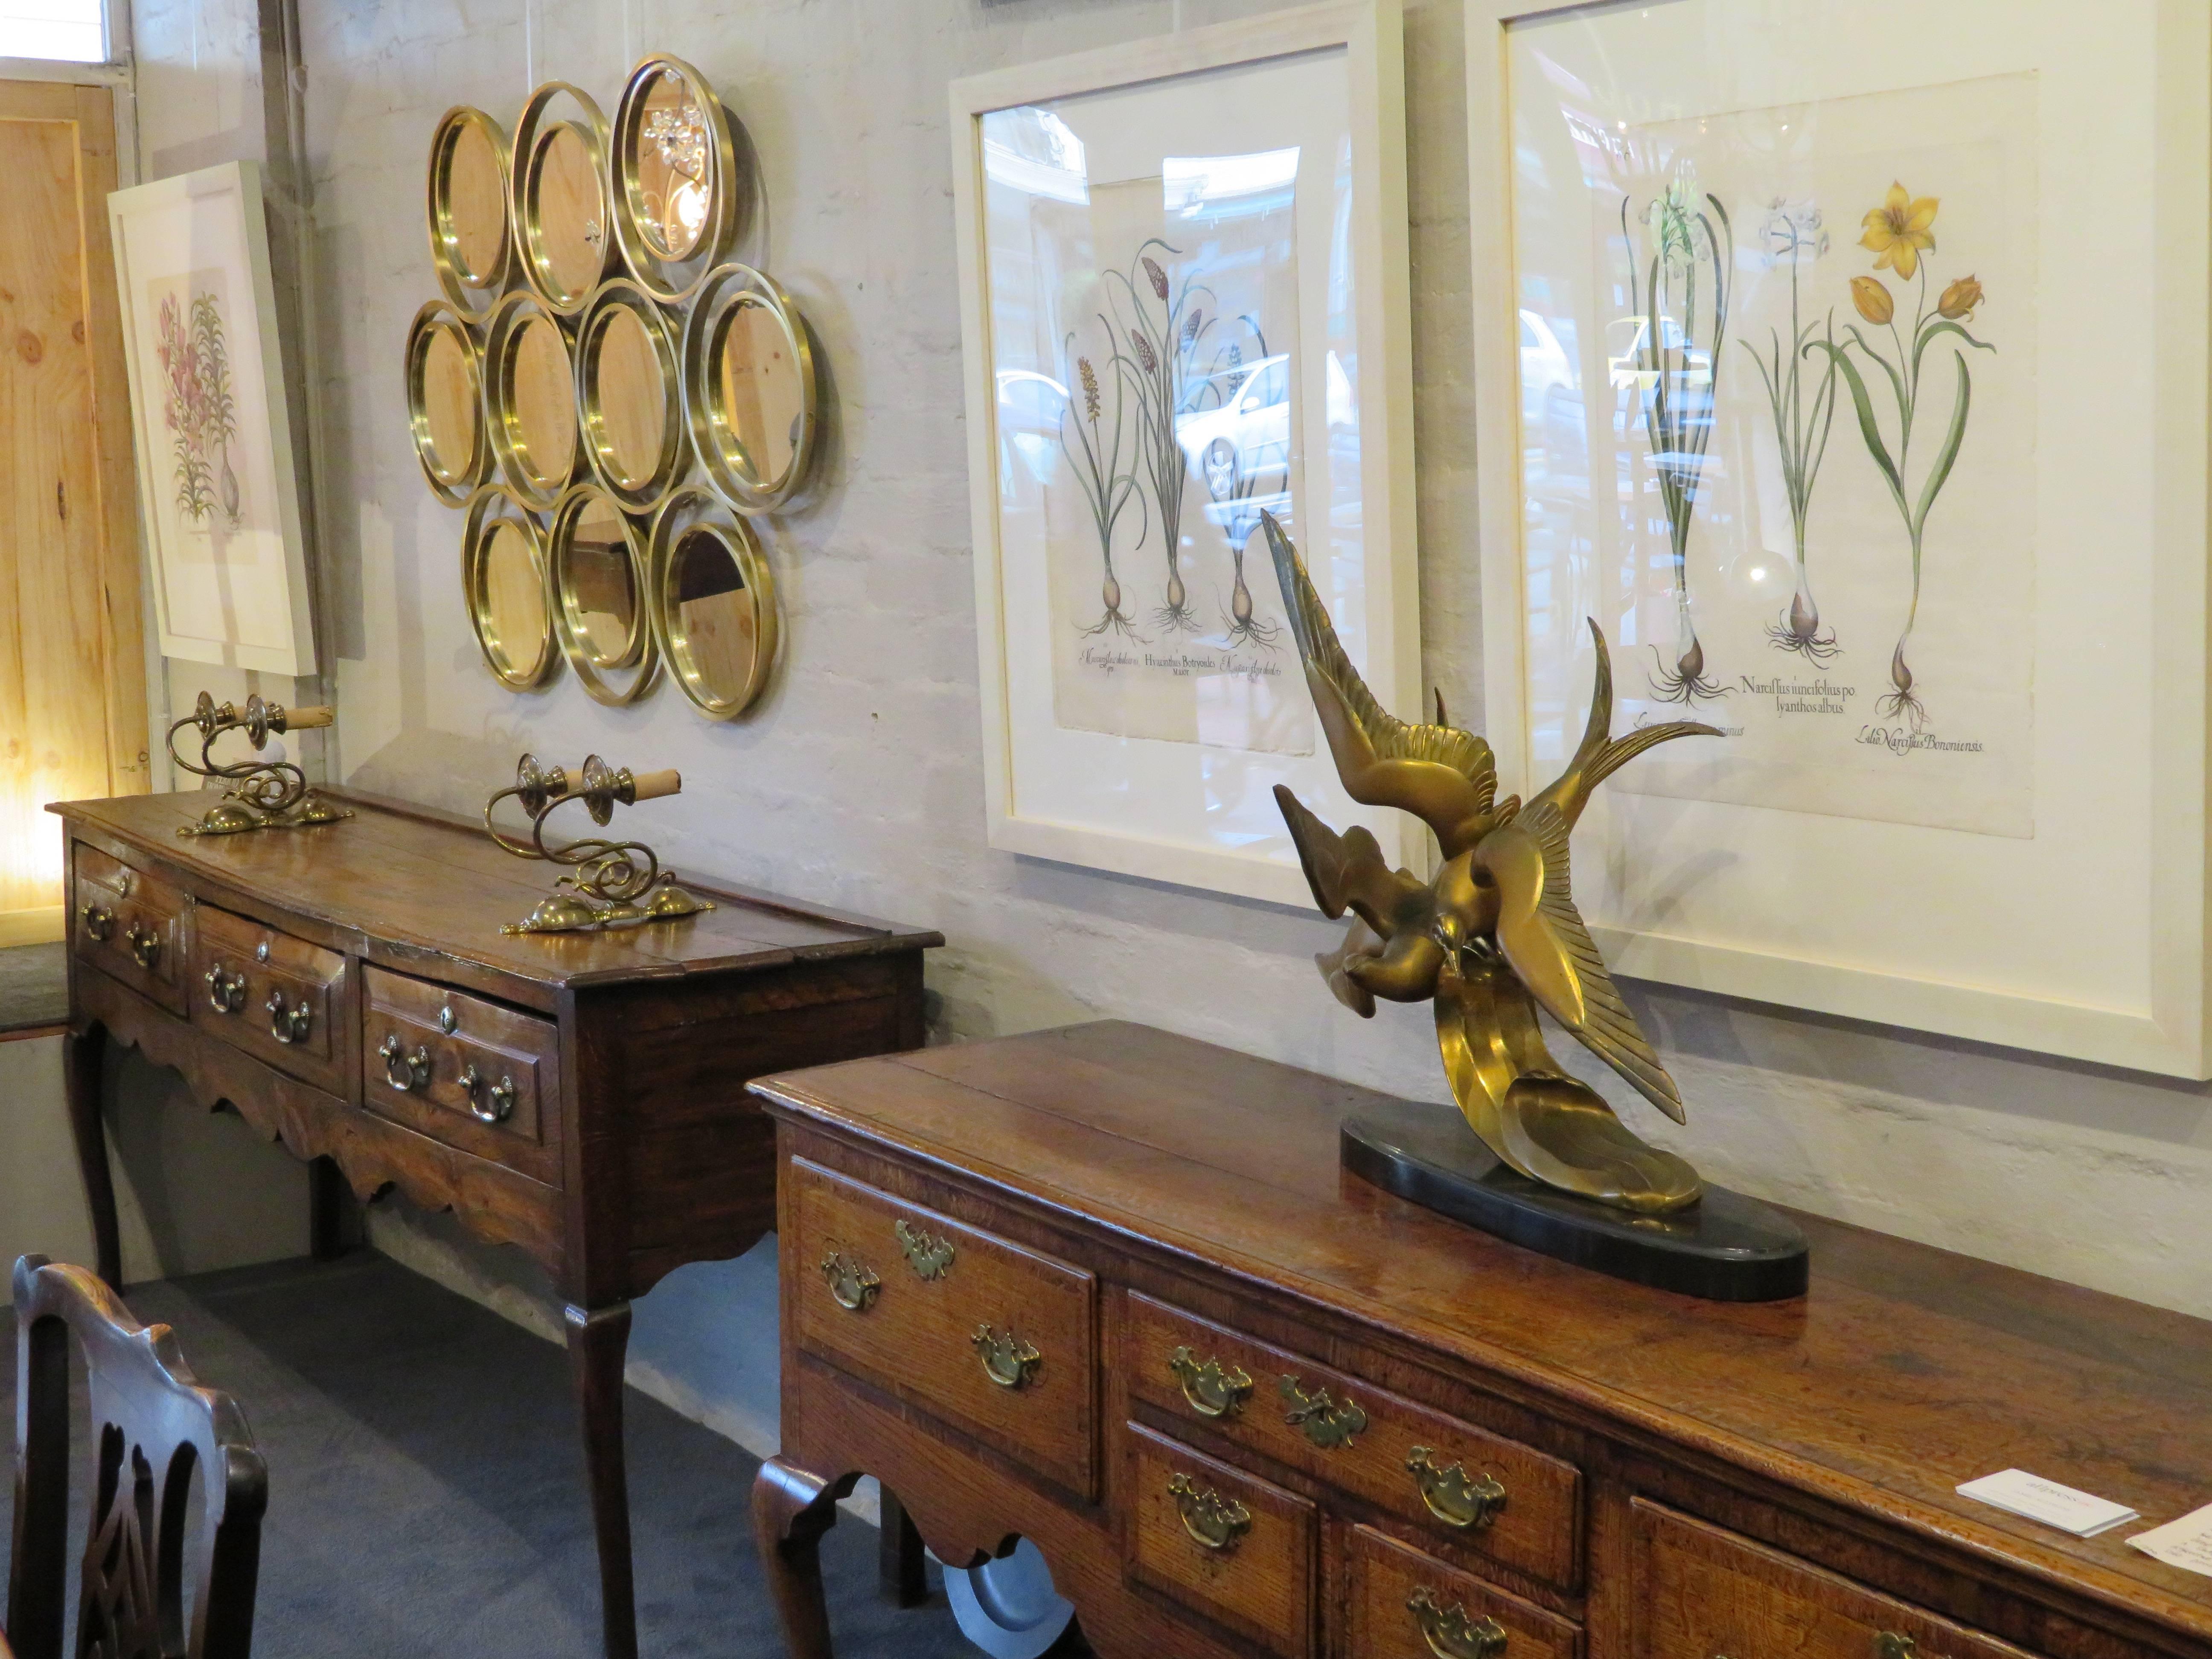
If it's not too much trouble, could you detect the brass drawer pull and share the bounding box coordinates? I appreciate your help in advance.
[972,1324,1041,1389]
[378,1033,431,1091]
[1166,1473,1251,1552]
[1280,1374,1367,1448]
[125,922,162,969]
[460,1063,517,1123]
[1877,1636,1922,1659]
[268,991,312,1045]
[820,1251,880,1312]
[1167,1346,1253,1418]
[80,904,114,941]
[1408,1588,1506,1659]
[1407,1447,1507,1529]
[894,1218,955,1280]
[204,964,247,1013]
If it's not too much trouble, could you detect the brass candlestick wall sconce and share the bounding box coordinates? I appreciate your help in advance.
[1261,514,1808,1300]
[169,692,351,837]
[484,753,715,934]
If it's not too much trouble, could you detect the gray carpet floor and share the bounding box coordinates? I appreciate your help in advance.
[0,943,67,1034]
[0,1252,981,1658]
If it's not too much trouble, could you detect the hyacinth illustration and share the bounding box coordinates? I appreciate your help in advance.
[156,289,241,528]
[1061,339,1145,638]
[1181,316,1281,648]
[1621,178,1734,704]
[1807,181,1993,728]
[1743,199,1842,661]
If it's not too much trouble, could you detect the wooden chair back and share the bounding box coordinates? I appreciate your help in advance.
[6,1255,267,1659]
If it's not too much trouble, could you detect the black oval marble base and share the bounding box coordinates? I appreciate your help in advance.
[1342,1102,1809,1302]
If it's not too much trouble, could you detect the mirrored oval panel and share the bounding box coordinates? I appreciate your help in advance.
[508,314,578,489]
[719,299,802,484]
[531,121,609,303]
[422,327,480,469]
[429,108,509,308]
[598,309,666,482]
[634,67,711,260]
[579,282,681,512]
[649,490,776,719]
[565,493,640,667]
[482,521,549,681]
[405,302,486,504]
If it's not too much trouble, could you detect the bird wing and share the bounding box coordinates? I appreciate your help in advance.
[1274,785,1426,936]
[1473,802,1687,1124]
[1263,513,1497,851]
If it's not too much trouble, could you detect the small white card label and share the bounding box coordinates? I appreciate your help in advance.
[2129,1502,2212,1578]
[1957,1469,2139,1538]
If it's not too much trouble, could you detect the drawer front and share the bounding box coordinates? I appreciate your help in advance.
[787,1158,1096,1497]
[1349,1524,1581,1659]
[1129,1293,1581,1591]
[189,903,349,1091]
[71,844,191,1015]
[1633,1502,2045,1659]
[360,966,561,1185]
[1125,1420,1315,1659]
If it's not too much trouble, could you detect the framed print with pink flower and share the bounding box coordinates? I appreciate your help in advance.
[111,161,317,676]
[1466,0,2212,1077]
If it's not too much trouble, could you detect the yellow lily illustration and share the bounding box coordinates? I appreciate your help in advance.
[1860,182,1938,279]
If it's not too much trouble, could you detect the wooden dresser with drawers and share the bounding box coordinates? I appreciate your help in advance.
[750,1022,2212,1659]
[48,786,940,1659]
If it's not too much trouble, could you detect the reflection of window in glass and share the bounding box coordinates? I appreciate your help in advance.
[982,107,1088,204]
[5,0,107,60]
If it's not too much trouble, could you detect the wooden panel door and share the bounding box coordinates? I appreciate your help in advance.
[0,80,148,946]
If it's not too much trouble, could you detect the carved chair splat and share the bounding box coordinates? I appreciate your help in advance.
[6,1256,267,1659]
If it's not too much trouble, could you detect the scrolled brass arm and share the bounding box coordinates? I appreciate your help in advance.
[484,753,712,934]
[168,691,349,837]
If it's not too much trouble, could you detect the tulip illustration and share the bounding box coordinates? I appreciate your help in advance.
[1809,183,1994,728]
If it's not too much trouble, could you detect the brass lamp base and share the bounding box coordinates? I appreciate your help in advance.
[503,876,716,935]
[1342,1100,1808,1302]
[180,792,354,838]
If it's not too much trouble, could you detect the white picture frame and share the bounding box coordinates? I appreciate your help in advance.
[109,160,317,676]
[951,1,1420,907]
[1466,0,2212,1075]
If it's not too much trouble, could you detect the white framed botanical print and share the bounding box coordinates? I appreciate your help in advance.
[110,160,318,676]
[951,0,1420,906]
[1467,0,2212,1074]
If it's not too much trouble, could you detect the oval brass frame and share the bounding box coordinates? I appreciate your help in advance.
[608,54,743,304]
[682,263,820,514]
[547,481,661,707]
[404,300,489,506]
[482,290,581,511]
[461,486,562,692]
[575,277,685,515]
[511,81,617,316]
[427,105,512,316]
[648,485,778,720]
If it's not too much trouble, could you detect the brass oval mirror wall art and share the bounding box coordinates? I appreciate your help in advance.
[682,264,819,513]
[404,300,489,505]
[462,486,562,691]
[548,482,660,705]
[576,277,684,513]
[609,55,742,302]
[512,81,617,315]
[483,291,581,509]
[649,485,777,719]
[428,106,512,315]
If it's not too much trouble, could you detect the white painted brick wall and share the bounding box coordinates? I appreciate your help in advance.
[269,0,2212,1345]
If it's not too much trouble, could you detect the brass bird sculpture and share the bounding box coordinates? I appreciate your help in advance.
[1264,513,1720,1214]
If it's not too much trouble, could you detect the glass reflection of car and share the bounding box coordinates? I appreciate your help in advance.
[995,368,1066,495]
[1176,354,1290,502]
[1605,316,1711,393]
[1519,310,1576,431]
